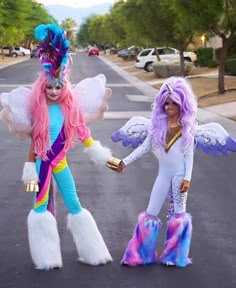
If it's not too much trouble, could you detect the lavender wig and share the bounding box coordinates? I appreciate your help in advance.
[150,76,197,154]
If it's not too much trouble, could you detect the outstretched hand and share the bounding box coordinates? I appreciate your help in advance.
[106,157,126,173]
[117,161,126,173]
[180,179,190,193]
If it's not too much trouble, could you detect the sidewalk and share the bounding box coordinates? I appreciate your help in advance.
[102,54,236,118]
[140,72,236,120]
[0,56,29,69]
[99,55,236,137]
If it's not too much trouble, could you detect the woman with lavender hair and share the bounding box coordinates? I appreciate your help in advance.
[116,76,197,267]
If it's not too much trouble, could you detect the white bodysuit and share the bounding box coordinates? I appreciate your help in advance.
[123,132,194,217]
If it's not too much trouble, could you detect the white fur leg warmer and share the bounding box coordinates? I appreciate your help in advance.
[22,162,39,184]
[67,209,113,265]
[85,140,112,166]
[27,210,62,270]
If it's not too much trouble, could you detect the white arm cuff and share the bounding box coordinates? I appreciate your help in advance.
[85,140,112,166]
[21,162,38,184]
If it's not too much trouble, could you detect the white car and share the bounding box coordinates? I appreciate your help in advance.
[135,47,197,72]
[0,46,30,57]
[20,47,31,56]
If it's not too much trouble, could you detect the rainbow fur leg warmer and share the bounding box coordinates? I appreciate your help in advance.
[159,212,192,267]
[121,212,162,266]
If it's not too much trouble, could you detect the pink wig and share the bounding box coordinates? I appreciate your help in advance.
[150,77,197,154]
[29,74,89,160]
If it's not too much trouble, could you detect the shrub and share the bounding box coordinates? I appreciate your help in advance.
[122,54,136,61]
[195,48,213,67]
[208,59,218,68]
[228,37,236,58]
[226,58,236,76]
[153,61,193,78]
[214,47,236,64]
[110,48,119,55]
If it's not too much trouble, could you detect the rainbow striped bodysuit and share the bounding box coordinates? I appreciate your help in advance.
[34,104,91,215]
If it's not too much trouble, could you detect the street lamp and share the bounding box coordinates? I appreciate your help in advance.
[201,35,206,47]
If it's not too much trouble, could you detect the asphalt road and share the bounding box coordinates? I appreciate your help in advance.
[0,52,235,288]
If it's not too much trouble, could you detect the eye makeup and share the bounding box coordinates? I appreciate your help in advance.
[164,101,178,106]
[46,85,62,90]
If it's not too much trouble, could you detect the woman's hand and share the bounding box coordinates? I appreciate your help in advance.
[180,179,190,192]
[117,160,126,173]
[21,162,39,192]
[106,157,125,172]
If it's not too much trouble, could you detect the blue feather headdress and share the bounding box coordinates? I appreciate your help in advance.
[35,23,70,85]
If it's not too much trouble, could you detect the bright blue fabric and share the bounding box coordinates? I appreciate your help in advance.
[48,104,64,144]
[33,104,82,214]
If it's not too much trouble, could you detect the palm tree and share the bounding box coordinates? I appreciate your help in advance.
[61,17,78,47]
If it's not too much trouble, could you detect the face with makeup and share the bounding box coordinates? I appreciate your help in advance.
[164,96,180,119]
[45,83,63,104]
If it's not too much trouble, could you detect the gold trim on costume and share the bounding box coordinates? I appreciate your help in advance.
[106,157,122,171]
[165,128,182,153]
[26,180,39,192]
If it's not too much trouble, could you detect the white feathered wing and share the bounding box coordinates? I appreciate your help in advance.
[0,74,112,139]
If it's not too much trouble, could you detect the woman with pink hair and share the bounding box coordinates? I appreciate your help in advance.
[13,24,113,270]
[116,76,197,268]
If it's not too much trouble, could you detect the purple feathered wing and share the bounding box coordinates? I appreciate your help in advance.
[111,116,151,148]
[195,122,236,156]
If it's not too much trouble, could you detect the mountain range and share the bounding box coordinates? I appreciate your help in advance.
[45,3,113,27]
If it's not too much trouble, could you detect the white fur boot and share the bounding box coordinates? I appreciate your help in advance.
[27,210,63,270]
[67,209,112,265]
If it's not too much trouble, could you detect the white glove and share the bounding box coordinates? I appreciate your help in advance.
[85,141,112,166]
[21,162,39,185]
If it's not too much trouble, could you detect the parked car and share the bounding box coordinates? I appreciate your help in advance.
[20,47,31,56]
[30,48,38,58]
[135,47,197,72]
[0,46,30,57]
[1,47,21,57]
[117,45,136,57]
[88,47,99,56]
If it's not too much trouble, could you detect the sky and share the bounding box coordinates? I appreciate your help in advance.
[37,0,116,8]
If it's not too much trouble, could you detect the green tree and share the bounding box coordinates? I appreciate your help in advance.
[120,0,199,74]
[25,1,56,48]
[77,20,90,46]
[108,1,130,47]
[120,0,163,48]
[0,0,30,57]
[177,0,236,93]
[87,14,115,49]
[88,15,106,47]
[157,0,199,75]
[0,0,54,57]
[61,17,78,47]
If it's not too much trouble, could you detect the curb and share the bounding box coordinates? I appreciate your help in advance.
[100,55,236,137]
[100,55,158,97]
[0,57,29,70]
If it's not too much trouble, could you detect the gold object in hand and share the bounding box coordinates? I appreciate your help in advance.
[26,180,39,192]
[106,157,122,171]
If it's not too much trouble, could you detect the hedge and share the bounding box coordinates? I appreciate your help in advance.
[152,61,193,78]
